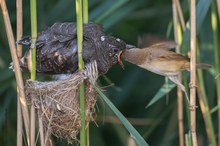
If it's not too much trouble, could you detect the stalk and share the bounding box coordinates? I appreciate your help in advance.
[76,0,86,145]
[211,2,220,145]
[83,0,89,145]
[197,69,217,146]
[172,0,184,145]
[196,38,217,146]
[30,0,37,145]
[16,0,23,145]
[0,0,30,145]
[30,0,37,81]
[190,0,198,145]
[83,0,88,24]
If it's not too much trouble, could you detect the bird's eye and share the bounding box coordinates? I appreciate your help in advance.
[113,48,119,53]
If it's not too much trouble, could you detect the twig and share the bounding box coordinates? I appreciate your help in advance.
[38,112,44,146]
[0,0,30,145]
[190,0,198,145]
[172,0,184,146]
[16,0,23,145]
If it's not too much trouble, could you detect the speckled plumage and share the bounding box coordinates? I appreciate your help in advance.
[18,22,132,75]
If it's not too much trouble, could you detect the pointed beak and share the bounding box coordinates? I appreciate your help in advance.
[126,44,136,49]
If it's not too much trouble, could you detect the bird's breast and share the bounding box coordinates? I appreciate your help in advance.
[139,59,183,76]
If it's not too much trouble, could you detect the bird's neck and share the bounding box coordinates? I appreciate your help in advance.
[122,49,146,65]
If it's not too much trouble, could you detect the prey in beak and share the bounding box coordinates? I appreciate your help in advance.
[118,44,136,70]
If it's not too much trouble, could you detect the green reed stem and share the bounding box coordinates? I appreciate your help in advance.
[30,0,37,146]
[83,0,88,24]
[211,2,220,145]
[83,0,89,145]
[30,0,37,80]
[197,42,217,146]
[76,0,86,145]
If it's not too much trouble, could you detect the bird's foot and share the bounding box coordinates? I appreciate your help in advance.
[189,82,197,88]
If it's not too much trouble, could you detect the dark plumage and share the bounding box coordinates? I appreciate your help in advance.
[18,22,134,75]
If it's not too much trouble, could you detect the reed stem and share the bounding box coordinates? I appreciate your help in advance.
[83,0,89,144]
[211,2,220,145]
[16,0,23,145]
[30,0,37,145]
[172,0,184,145]
[83,0,88,24]
[0,0,30,145]
[190,0,198,145]
[76,0,86,145]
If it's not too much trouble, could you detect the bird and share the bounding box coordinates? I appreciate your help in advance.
[118,35,211,98]
[17,22,135,76]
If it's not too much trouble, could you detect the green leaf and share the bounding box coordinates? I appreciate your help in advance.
[196,0,212,33]
[210,105,220,114]
[181,0,212,52]
[146,83,176,108]
[94,85,149,146]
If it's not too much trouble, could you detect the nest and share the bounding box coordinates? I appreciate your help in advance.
[25,61,98,144]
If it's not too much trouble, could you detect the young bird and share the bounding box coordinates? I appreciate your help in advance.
[119,36,211,97]
[17,22,135,76]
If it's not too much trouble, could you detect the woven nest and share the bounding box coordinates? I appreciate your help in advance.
[25,61,98,144]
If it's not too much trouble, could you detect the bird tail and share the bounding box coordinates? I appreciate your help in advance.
[196,63,212,69]
[9,57,30,72]
[9,48,32,72]
[17,36,32,46]
[183,62,211,71]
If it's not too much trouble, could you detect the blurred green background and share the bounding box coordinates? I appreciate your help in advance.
[0,0,219,146]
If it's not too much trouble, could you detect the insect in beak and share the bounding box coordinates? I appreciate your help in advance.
[118,51,125,70]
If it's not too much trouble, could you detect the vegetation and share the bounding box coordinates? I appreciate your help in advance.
[0,0,219,146]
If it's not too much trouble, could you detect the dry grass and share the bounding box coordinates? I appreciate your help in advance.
[25,61,98,144]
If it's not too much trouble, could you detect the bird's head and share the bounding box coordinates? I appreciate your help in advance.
[98,36,135,74]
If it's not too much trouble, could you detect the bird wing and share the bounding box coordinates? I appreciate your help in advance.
[33,23,103,74]
[138,34,169,48]
[19,22,103,74]
[36,39,96,74]
[149,48,189,62]
[149,41,178,50]
[138,35,177,50]
[36,22,104,46]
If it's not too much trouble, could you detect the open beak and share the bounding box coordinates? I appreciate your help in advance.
[118,50,125,70]
[118,44,135,70]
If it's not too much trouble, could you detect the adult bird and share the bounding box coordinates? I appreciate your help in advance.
[119,35,211,100]
[17,22,134,75]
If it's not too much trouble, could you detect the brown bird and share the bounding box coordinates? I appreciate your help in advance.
[118,36,211,98]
